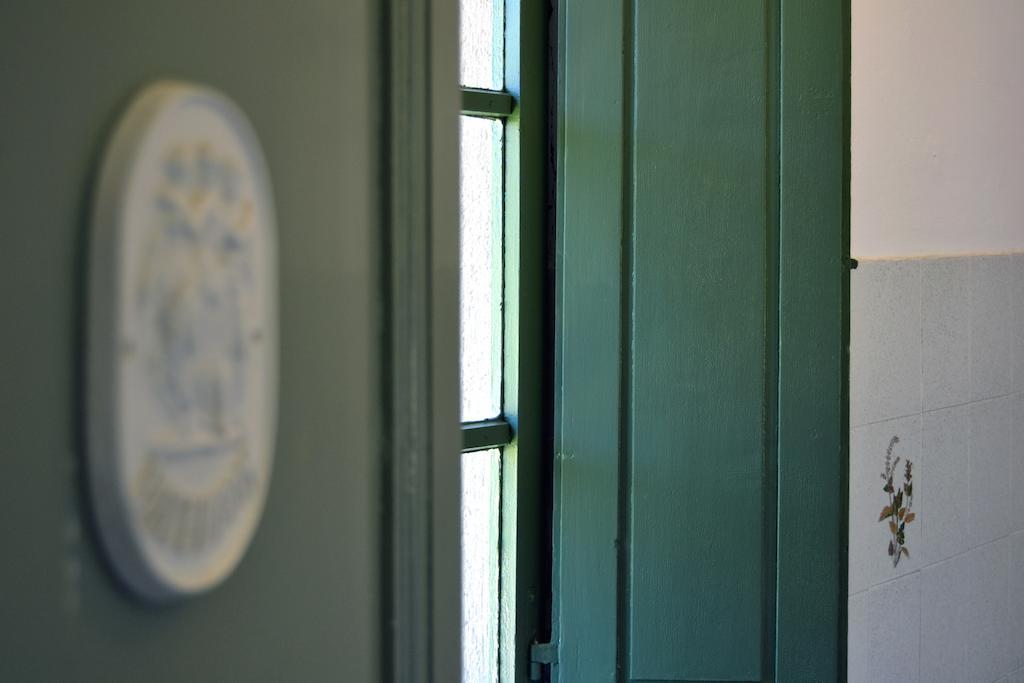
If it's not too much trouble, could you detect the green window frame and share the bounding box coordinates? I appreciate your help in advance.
[459,1,549,680]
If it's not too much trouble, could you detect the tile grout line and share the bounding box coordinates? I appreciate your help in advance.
[921,259,929,679]
[917,261,924,682]
[853,250,1024,263]
[852,388,1023,432]
[848,532,1024,599]
[968,256,974,577]
[918,260,925,598]
[918,550,923,683]
[1008,534,1014,680]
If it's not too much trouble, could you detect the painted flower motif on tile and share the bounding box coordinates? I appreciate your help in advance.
[879,435,916,567]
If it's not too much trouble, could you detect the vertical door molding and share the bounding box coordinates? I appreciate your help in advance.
[775,1,850,679]
[551,0,626,679]
[381,0,461,681]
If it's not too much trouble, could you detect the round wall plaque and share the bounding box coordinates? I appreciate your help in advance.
[88,81,277,601]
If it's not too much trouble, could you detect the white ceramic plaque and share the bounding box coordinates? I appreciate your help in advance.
[88,81,277,601]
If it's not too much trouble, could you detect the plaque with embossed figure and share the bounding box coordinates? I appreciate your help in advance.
[88,81,277,601]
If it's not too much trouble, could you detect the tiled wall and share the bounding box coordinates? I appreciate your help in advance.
[849,254,1024,683]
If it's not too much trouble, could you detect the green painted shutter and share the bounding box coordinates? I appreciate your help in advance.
[553,1,848,681]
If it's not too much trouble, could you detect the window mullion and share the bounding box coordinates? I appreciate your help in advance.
[461,87,515,118]
[461,418,514,452]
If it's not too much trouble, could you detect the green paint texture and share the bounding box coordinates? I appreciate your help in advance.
[630,1,767,679]
[0,2,386,680]
[555,0,847,681]
[553,0,625,679]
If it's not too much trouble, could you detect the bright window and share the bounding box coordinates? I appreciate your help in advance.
[459,1,512,681]
[460,1,548,680]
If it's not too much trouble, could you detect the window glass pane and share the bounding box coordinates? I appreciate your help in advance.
[461,449,501,683]
[460,0,504,89]
[460,116,503,422]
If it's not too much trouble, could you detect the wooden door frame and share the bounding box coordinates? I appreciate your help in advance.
[380,0,461,681]
[378,0,850,679]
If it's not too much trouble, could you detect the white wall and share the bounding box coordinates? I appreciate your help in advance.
[850,3,1024,681]
[852,0,1024,258]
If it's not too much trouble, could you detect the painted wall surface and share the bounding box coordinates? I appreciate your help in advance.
[851,3,1024,680]
[849,255,1024,682]
[0,3,383,680]
[852,0,1024,258]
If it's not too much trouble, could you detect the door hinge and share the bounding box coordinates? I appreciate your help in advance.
[529,640,557,681]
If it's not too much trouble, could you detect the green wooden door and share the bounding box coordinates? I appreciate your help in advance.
[553,1,848,681]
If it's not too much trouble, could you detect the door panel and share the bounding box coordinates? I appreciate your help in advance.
[554,1,847,681]
[630,2,768,679]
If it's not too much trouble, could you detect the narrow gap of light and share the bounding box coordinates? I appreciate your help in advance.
[459,115,504,422]
[461,449,501,683]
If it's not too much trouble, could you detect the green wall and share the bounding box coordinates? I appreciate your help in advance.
[0,2,385,679]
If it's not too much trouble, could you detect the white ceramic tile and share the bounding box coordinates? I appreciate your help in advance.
[848,572,921,683]
[1010,532,1024,672]
[966,539,1013,683]
[851,260,922,427]
[970,255,1015,402]
[1013,255,1024,394]
[920,554,971,683]
[1013,393,1024,533]
[921,405,970,564]
[850,415,923,594]
[923,257,971,411]
[969,397,1014,547]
